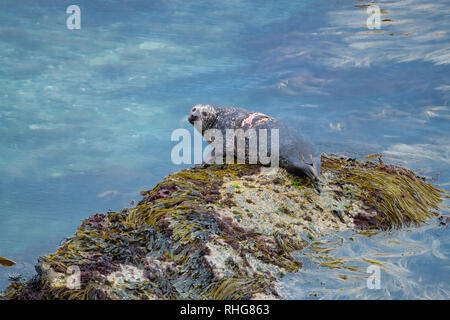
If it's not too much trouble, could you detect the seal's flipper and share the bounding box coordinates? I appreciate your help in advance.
[312,156,321,179]
[303,164,321,193]
[194,162,211,169]
[293,161,321,193]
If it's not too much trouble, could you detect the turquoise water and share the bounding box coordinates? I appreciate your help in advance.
[0,0,449,298]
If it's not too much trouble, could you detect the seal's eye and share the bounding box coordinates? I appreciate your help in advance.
[201,111,208,117]
[192,107,197,112]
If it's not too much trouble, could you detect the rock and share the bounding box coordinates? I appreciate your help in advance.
[1,154,444,300]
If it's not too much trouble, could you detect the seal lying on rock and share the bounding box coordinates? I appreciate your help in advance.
[188,104,322,192]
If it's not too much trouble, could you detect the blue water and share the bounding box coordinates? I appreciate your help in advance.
[0,0,449,298]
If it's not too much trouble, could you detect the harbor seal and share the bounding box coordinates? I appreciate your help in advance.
[188,104,322,192]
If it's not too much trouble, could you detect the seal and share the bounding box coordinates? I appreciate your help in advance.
[188,104,322,192]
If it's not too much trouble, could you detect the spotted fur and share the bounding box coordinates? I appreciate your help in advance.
[188,104,322,192]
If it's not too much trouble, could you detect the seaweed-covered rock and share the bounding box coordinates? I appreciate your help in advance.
[2,154,444,300]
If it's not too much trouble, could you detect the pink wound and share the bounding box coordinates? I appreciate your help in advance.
[241,112,269,128]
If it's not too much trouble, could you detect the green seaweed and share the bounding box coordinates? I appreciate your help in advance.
[322,155,443,229]
[4,154,445,300]
[202,276,272,300]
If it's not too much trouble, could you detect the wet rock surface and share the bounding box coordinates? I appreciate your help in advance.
[1,154,444,300]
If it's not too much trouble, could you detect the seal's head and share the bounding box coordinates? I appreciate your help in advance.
[188,104,218,132]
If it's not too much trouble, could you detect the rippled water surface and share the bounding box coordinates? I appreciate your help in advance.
[0,0,449,298]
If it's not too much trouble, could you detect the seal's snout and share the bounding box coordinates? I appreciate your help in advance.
[188,114,197,124]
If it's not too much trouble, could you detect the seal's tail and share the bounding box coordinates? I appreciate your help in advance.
[303,163,322,193]
[298,154,322,193]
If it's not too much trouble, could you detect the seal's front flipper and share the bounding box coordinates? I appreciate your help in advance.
[195,147,217,169]
[194,162,211,169]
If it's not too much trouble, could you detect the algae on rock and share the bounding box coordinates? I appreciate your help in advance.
[2,154,444,300]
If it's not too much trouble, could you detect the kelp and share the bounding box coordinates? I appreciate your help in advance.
[321,155,443,229]
[2,154,444,300]
[0,257,16,267]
